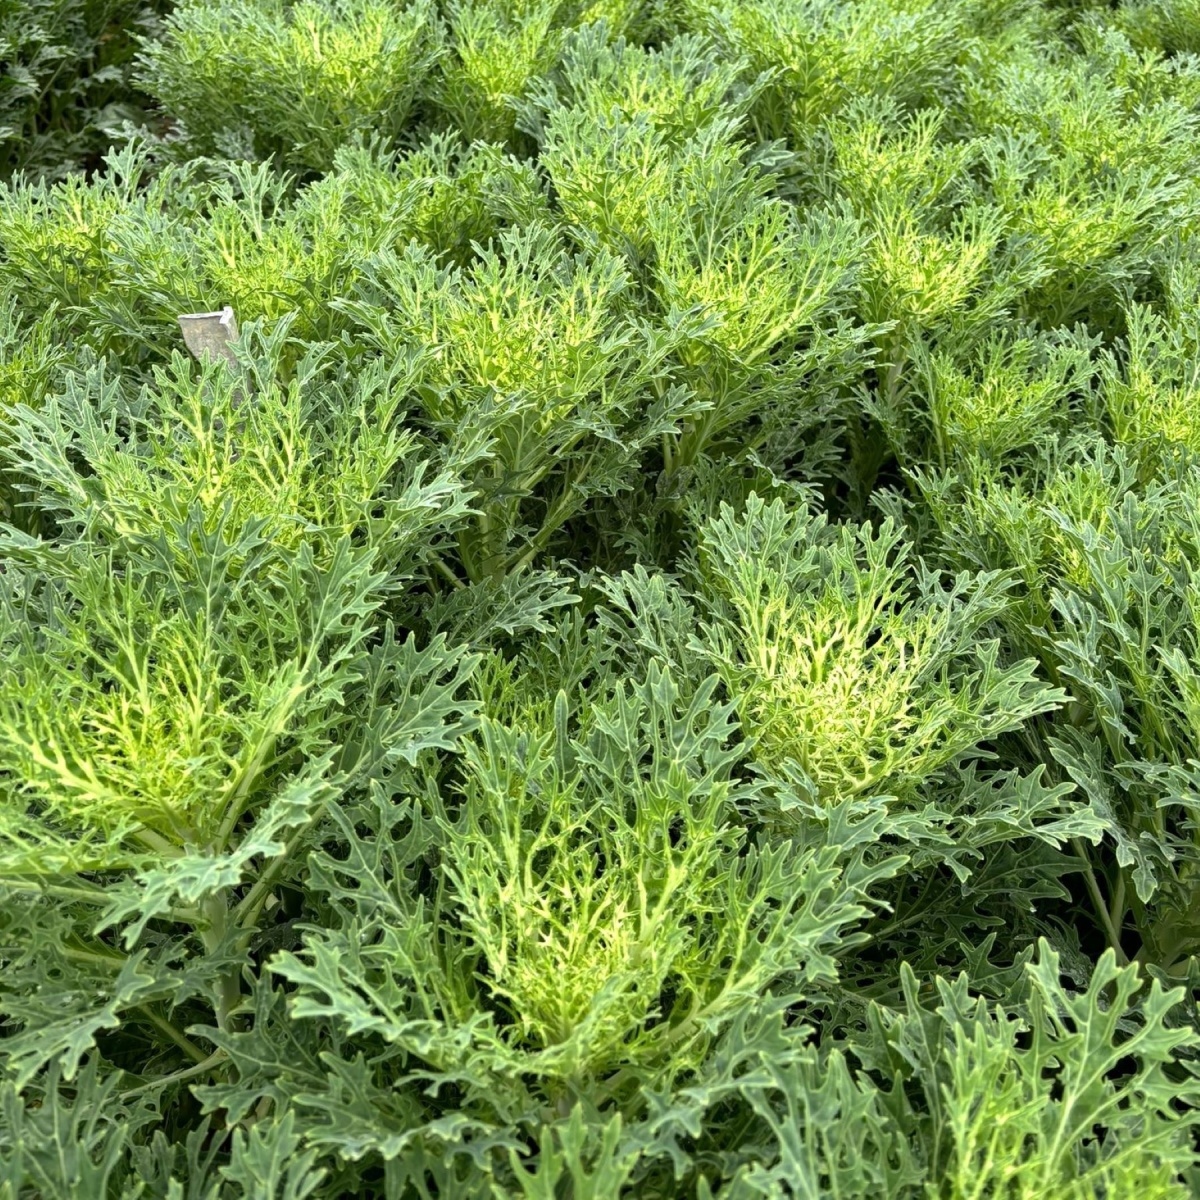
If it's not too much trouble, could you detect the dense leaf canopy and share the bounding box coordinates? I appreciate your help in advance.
[3,0,1200,1196]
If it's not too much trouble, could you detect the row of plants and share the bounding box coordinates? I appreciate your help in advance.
[5,0,1200,1195]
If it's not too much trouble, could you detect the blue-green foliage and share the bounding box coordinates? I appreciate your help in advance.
[0,0,166,179]
[3,1,1200,1197]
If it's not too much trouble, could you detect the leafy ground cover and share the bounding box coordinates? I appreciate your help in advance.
[4,0,1200,1195]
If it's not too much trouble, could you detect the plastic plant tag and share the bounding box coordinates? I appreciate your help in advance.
[177,306,239,366]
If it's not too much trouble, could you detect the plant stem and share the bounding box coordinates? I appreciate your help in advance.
[121,1050,228,1098]
[137,1006,211,1064]
[61,941,126,967]
[200,894,242,1030]
[1109,871,1126,939]
[4,880,111,903]
[506,457,594,575]
[233,811,325,931]
[132,828,183,856]
[430,553,465,590]
[1073,838,1127,966]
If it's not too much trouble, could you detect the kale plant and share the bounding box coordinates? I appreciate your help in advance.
[3,1,1200,1197]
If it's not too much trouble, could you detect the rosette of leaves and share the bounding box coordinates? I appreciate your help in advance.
[136,0,441,171]
[961,23,1200,330]
[434,0,564,145]
[259,662,892,1191]
[648,184,865,474]
[680,0,977,143]
[530,43,867,478]
[0,139,546,359]
[431,3,658,151]
[338,132,549,268]
[0,142,171,324]
[889,325,1099,471]
[852,942,1200,1199]
[339,221,693,582]
[1037,472,1200,972]
[0,320,472,579]
[595,560,1100,987]
[915,439,1200,970]
[683,485,1095,1003]
[518,24,764,147]
[0,324,479,1090]
[913,437,1137,644]
[1100,300,1200,475]
[696,493,1062,803]
[527,29,771,269]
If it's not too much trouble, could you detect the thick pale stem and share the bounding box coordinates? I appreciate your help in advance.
[1073,838,1127,967]
[137,1005,210,1064]
[201,893,242,1030]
